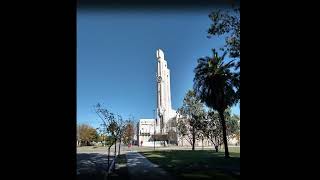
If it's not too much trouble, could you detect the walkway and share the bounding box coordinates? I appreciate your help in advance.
[126,151,173,180]
[77,152,113,173]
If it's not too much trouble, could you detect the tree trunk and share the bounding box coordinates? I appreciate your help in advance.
[107,146,111,167]
[215,145,219,152]
[118,138,121,156]
[202,138,204,150]
[218,110,230,158]
[114,139,117,158]
[192,128,195,151]
[214,136,219,152]
[114,141,116,170]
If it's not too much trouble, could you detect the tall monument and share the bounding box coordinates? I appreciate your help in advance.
[137,49,236,147]
[156,49,176,134]
[137,49,178,146]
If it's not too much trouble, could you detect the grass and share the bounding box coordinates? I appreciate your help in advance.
[141,148,240,180]
[227,147,240,153]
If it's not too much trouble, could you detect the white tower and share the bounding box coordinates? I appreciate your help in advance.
[156,49,176,134]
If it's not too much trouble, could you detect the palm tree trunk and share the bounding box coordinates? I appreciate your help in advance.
[118,138,121,156]
[192,128,195,151]
[219,110,230,158]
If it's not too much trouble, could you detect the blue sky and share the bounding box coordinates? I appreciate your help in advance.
[77,9,240,128]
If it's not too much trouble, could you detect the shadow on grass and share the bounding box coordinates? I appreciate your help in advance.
[126,153,146,167]
[141,150,240,180]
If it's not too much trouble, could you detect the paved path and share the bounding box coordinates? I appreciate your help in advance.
[77,152,113,174]
[126,151,173,180]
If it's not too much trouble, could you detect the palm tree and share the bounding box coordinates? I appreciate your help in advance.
[194,49,239,158]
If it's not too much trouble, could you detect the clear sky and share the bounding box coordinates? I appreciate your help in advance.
[77,8,240,128]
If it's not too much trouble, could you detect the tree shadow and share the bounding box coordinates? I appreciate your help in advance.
[77,153,114,180]
[126,152,152,167]
[108,154,130,180]
[141,150,240,180]
[126,152,174,180]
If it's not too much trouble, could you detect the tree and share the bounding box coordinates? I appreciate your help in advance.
[123,120,135,145]
[104,135,116,167]
[177,118,188,146]
[77,125,80,146]
[208,7,240,101]
[235,128,240,146]
[94,103,118,169]
[115,114,126,156]
[194,49,239,158]
[77,124,98,146]
[94,103,128,162]
[208,7,240,68]
[107,115,120,158]
[202,110,223,152]
[97,133,105,144]
[167,129,177,145]
[93,130,99,142]
[96,127,107,146]
[197,124,206,150]
[221,109,240,141]
[201,109,240,152]
[178,90,206,150]
[166,117,177,145]
[226,114,240,143]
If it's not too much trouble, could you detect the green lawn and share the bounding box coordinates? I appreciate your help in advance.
[226,147,240,153]
[141,148,240,180]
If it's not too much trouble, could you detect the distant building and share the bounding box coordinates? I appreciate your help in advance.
[137,119,161,147]
[138,49,177,147]
[138,49,239,147]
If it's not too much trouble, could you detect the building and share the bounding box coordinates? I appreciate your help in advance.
[155,49,177,134]
[137,49,178,146]
[137,119,161,147]
[137,49,239,147]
